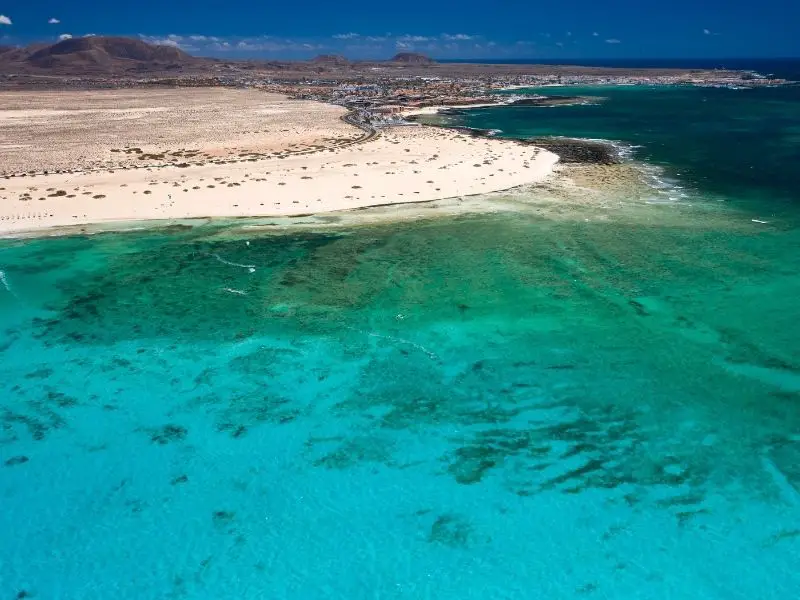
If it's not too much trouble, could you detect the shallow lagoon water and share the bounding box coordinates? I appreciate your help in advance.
[1,200,799,598]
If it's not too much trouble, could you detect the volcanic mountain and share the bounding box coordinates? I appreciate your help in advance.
[0,36,199,73]
[390,52,435,65]
[311,54,350,65]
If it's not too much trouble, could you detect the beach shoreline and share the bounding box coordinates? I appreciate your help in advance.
[2,155,729,241]
[0,88,560,237]
[399,102,513,117]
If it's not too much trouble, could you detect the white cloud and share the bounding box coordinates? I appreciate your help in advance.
[84,33,96,37]
[59,34,72,40]
[703,28,711,35]
[592,32,599,37]
[121,32,556,59]
[140,34,195,49]
[605,38,621,44]
[398,35,431,42]
[0,15,12,26]
[566,31,572,36]
[133,33,569,59]
[49,17,60,24]
[199,37,324,54]
[141,35,183,48]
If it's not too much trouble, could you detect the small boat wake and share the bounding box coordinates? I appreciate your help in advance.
[346,326,438,360]
[211,253,257,273]
[223,288,248,296]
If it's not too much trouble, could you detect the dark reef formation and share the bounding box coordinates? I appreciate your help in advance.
[520,137,620,164]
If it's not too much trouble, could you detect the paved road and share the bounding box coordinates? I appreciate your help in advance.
[341,110,380,144]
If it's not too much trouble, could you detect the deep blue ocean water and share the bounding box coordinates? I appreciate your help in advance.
[1,79,800,599]
[441,58,800,81]
[450,82,800,213]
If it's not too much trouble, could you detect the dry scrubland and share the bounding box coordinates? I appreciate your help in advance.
[0,88,558,234]
[0,88,359,173]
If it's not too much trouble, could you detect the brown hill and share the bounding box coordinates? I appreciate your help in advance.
[0,36,199,74]
[390,52,435,65]
[0,45,32,63]
[311,54,349,65]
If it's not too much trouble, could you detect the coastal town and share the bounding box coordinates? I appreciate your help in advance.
[265,63,784,111]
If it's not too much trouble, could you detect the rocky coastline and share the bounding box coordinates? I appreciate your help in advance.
[519,137,621,164]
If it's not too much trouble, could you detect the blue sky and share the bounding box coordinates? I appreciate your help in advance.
[0,1,797,59]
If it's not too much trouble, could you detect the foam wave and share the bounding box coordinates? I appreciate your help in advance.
[552,135,693,204]
[638,165,692,204]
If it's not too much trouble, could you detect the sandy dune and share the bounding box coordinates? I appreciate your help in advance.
[0,88,557,235]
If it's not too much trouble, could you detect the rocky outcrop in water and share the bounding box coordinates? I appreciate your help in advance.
[520,137,620,164]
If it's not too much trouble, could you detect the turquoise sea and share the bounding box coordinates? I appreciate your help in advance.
[2,82,800,599]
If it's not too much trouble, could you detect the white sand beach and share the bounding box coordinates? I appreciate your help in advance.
[0,88,557,235]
